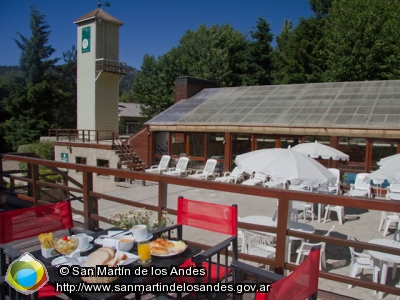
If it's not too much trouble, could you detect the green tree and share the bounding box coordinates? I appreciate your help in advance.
[323,0,400,82]
[133,54,174,118]
[54,45,77,129]
[272,0,328,85]
[133,24,249,118]
[2,5,59,150]
[308,0,331,18]
[241,17,274,85]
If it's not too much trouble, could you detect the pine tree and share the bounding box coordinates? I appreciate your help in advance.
[2,5,59,150]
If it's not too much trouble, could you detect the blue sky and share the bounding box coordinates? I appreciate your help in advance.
[0,0,313,70]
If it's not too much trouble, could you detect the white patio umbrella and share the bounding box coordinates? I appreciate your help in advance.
[366,163,400,184]
[291,140,349,161]
[377,153,400,167]
[235,148,335,184]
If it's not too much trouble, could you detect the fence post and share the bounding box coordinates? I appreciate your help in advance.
[274,196,290,275]
[158,182,168,220]
[83,171,98,230]
[30,163,40,206]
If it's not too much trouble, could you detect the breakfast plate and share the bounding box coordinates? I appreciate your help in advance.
[51,256,87,267]
[151,241,188,257]
[94,233,153,246]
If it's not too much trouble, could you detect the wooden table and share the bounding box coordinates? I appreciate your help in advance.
[27,228,201,300]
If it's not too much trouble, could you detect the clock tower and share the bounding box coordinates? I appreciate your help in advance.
[74,8,126,135]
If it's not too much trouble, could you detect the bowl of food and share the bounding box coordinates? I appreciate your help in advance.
[114,236,134,252]
[53,236,79,255]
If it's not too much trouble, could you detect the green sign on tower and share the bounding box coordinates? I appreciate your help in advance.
[81,26,91,53]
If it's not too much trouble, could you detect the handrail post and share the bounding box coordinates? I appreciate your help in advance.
[30,163,40,206]
[274,196,290,275]
[158,182,168,220]
[82,171,98,230]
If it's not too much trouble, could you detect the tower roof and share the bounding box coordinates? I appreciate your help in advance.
[74,8,124,25]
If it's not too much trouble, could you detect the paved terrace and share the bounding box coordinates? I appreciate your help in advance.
[67,180,398,300]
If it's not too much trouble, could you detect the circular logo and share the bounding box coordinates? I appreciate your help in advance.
[82,38,89,49]
[5,253,48,295]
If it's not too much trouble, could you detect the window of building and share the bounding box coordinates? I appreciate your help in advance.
[96,159,109,178]
[75,157,86,174]
[189,133,205,158]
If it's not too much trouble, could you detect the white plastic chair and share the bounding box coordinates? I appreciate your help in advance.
[347,173,371,198]
[292,201,314,223]
[214,167,244,184]
[347,235,373,288]
[379,211,400,237]
[242,172,267,186]
[296,225,335,270]
[188,159,217,180]
[163,157,189,177]
[327,168,341,195]
[144,155,171,174]
[387,184,400,200]
[272,207,299,223]
[323,205,345,225]
[242,229,276,270]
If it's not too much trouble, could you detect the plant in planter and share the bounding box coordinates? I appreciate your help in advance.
[109,208,174,231]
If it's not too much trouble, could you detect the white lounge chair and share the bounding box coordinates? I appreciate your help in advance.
[214,167,244,184]
[347,173,371,198]
[188,159,217,180]
[163,157,189,177]
[145,155,171,174]
[387,184,400,200]
[242,172,267,186]
[263,177,287,189]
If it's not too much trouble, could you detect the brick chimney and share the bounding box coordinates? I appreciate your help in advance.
[174,76,216,103]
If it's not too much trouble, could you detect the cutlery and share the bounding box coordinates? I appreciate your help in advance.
[97,231,132,239]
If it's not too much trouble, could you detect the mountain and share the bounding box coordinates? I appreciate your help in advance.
[120,66,140,92]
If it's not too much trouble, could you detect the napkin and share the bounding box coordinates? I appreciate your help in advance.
[102,238,120,250]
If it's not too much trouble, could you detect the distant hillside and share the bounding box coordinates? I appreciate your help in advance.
[0,64,140,92]
[0,65,19,77]
[120,66,140,92]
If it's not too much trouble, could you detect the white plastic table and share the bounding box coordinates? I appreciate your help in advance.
[240,215,315,262]
[367,239,400,299]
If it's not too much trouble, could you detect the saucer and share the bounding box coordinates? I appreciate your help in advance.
[77,244,93,252]
[134,233,153,242]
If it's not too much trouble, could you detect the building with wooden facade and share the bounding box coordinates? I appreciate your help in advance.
[143,76,400,178]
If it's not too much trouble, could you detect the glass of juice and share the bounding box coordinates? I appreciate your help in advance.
[137,241,151,265]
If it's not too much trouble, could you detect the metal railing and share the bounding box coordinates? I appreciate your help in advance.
[1,153,400,297]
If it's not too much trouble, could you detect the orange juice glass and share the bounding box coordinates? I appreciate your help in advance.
[138,241,151,264]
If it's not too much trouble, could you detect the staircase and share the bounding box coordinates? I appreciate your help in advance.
[113,132,144,182]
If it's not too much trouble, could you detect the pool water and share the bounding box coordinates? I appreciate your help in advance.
[343,172,389,188]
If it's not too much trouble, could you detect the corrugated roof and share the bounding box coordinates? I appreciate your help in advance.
[74,8,124,25]
[118,103,142,117]
[146,80,400,130]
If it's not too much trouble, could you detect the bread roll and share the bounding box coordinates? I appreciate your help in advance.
[85,250,111,267]
[150,241,167,250]
[151,247,169,255]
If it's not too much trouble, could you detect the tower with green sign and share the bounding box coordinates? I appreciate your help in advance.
[74,7,126,135]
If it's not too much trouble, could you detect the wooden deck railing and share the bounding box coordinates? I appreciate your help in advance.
[1,153,400,297]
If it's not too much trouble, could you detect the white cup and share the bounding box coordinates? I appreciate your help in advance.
[74,234,89,251]
[131,225,147,241]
